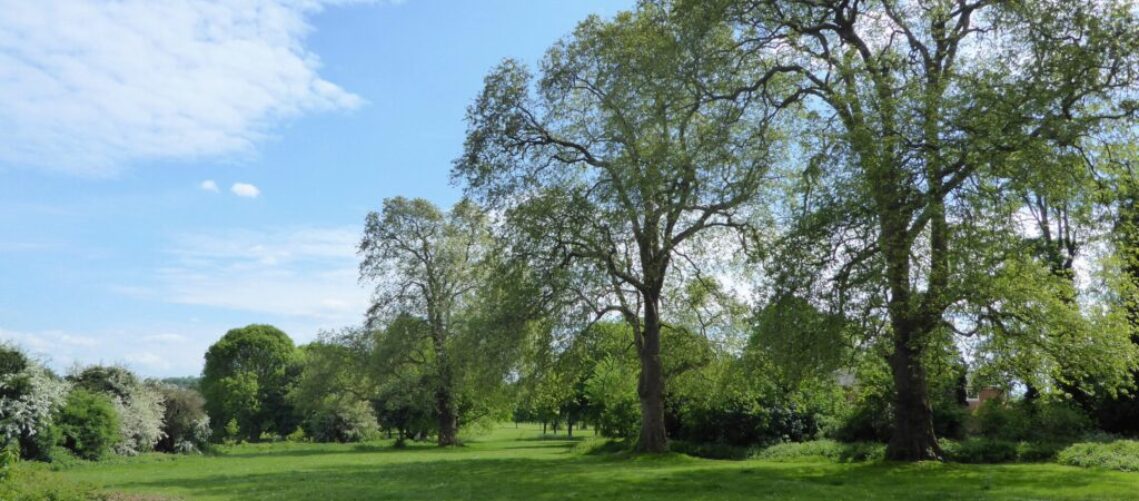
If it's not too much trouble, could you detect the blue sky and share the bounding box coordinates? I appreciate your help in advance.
[0,0,632,377]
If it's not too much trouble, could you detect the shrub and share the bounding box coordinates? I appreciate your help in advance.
[0,349,70,460]
[69,366,166,456]
[754,439,884,462]
[156,386,211,453]
[671,396,821,448]
[1015,441,1066,462]
[112,383,166,455]
[939,438,1018,464]
[56,389,119,460]
[1057,440,1139,472]
[303,400,377,443]
[585,356,640,440]
[971,399,1091,444]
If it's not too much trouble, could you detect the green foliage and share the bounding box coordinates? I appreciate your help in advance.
[1057,440,1139,472]
[201,324,300,442]
[939,438,1019,464]
[223,418,239,443]
[754,440,884,463]
[0,443,18,481]
[55,389,119,461]
[0,346,70,461]
[830,347,969,443]
[68,365,166,456]
[584,355,640,440]
[155,385,211,453]
[750,295,851,386]
[457,0,785,452]
[667,352,831,448]
[360,198,523,445]
[972,399,1092,444]
[303,400,377,444]
[68,366,138,402]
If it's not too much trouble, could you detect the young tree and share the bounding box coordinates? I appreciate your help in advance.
[456,3,784,452]
[359,197,494,446]
[732,0,1139,459]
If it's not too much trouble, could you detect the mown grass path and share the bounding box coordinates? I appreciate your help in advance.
[49,424,1139,500]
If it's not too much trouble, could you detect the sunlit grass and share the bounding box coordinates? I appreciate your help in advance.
[42,423,1139,500]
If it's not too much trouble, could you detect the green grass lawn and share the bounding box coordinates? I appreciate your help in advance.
[39,424,1139,500]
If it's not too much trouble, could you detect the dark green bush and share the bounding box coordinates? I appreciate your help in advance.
[972,399,1091,443]
[55,389,119,460]
[156,386,211,453]
[18,422,59,462]
[939,438,1018,463]
[754,440,884,462]
[1057,440,1139,472]
[669,396,821,448]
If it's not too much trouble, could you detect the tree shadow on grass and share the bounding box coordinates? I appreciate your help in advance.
[100,454,1139,501]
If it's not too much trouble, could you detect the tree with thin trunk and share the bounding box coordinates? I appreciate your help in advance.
[731,0,1139,459]
[359,197,492,446]
[455,4,784,452]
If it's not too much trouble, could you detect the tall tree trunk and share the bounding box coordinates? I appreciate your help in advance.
[886,323,941,460]
[567,420,573,439]
[880,206,942,461]
[435,385,458,446]
[636,295,668,453]
[432,326,459,447]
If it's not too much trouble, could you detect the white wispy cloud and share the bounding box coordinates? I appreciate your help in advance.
[122,226,367,323]
[0,0,366,175]
[200,180,220,192]
[230,182,261,198]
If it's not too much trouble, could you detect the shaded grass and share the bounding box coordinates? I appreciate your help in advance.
[45,424,1139,500]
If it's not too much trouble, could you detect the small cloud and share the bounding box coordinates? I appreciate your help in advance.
[142,333,188,345]
[60,335,98,347]
[200,180,219,192]
[231,182,261,198]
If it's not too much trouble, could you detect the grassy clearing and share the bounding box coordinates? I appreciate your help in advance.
[37,424,1139,500]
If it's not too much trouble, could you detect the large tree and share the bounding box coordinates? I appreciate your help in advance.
[359,197,496,446]
[455,3,783,452]
[201,324,299,441]
[732,0,1139,459]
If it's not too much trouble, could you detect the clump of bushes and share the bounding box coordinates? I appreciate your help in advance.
[69,365,167,456]
[971,399,1091,444]
[939,438,1018,463]
[55,388,119,461]
[754,439,884,463]
[585,356,640,440]
[671,397,821,449]
[155,385,211,453]
[0,346,70,461]
[1057,440,1139,472]
[303,400,378,443]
